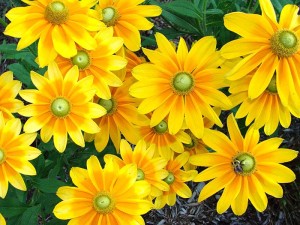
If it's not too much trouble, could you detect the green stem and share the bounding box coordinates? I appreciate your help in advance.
[0,18,7,27]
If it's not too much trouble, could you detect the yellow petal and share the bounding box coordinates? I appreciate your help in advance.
[198,172,235,202]
[224,12,273,39]
[53,199,93,220]
[217,175,242,214]
[248,175,268,212]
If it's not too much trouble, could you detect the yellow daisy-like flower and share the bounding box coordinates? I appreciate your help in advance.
[139,116,191,159]
[4,0,104,67]
[0,71,23,121]
[53,155,153,225]
[18,62,106,153]
[229,74,298,135]
[105,139,169,197]
[154,152,197,209]
[0,214,5,225]
[95,0,162,51]
[85,78,148,152]
[0,113,41,198]
[189,114,298,215]
[130,33,232,139]
[182,130,208,171]
[221,0,300,107]
[56,27,127,99]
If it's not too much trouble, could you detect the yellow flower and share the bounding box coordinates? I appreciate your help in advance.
[221,0,300,108]
[139,116,191,159]
[182,130,208,171]
[229,74,298,135]
[0,113,41,198]
[154,152,197,209]
[56,27,127,99]
[18,62,106,152]
[0,71,23,121]
[105,139,170,197]
[130,33,231,139]
[0,214,5,225]
[189,114,298,215]
[85,78,148,152]
[4,0,104,67]
[53,155,153,225]
[95,0,162,51]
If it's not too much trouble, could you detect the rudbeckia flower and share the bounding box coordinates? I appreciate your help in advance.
[56,27,127,99]
[4,0,104,67]
[0,113,41,198]
[0,71,23,121]
[130,33,232,139]
[189,114,298,215]
[85,78,148,152]
[139,115,191,159]
[221,0,300,107]
[19,62,106,152]
[53,155,153,225]
[229,74,298,135]
[154,152,197,209]
[105,139,169,197]
[95,0,162,51]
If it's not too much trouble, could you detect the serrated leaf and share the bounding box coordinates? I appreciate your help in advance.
[34,178,66,194]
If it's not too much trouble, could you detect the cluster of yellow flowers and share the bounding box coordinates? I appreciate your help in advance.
[0,0,299,224]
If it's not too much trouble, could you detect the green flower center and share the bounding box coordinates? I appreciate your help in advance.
[164,172,175,185]
[98,98,116,114]
[44,1,69,25]
[232,153,256,175]
[51,98,71,117]
[93,192,115,214]
[136,168,145,181]
[0,149,5,164]
[270,30,299,58]
[154,120,168,134]
[102,7,119,26]
[71,50,91,70]
[266,75,277,93]
[172,72,194,95]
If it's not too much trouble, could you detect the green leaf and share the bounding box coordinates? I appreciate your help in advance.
[7,63,33,88]
[161,10,200,33]
[164,0,202,19]
[0,206,28,218]
[34,178,66,194]
[18,205,41,225]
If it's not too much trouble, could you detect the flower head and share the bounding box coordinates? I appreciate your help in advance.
[154,152,197,209]
[0,113,41,198]
[229,73,298,135]
[221,0,300,108]
[139,116,191,159]
[19,62,106,152]
[53,155,153,225]
[95,0,162,51]
[105,139,170,197]
[130,33,231,139]
[85,78,148,152]
[4,0,104,67]
[189,114,298,215]
[0,71,23,121]
[56,27,127,99]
